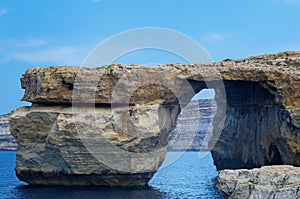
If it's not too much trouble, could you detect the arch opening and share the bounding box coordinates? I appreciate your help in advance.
[161,79,293,171]
[150,88,222,198]
[167,89,217,152]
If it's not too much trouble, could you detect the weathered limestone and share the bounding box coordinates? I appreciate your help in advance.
[10,104,178,186]
[0,99,215,152]
[212,80,299,169]
[216,165,300,199]
[10,51,300,186]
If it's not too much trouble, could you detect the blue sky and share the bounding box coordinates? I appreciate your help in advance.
[1,0,300,114]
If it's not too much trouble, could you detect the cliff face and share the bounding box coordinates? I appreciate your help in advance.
[0,114,17,151]
[167,99,216,151]
[212,80,299,170]
[10,105,174,186]
[10,51,300,186]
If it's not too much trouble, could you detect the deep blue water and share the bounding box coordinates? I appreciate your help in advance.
[0,151,223,199]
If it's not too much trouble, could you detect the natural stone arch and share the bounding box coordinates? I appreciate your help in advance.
[10,52,300,186]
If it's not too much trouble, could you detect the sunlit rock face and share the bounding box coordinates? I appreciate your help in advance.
[10,105,177,186]
[10,51,300,186]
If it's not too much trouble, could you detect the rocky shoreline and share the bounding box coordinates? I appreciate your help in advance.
[217,165,300,199]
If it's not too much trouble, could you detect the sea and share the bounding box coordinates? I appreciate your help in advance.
[0,151,223,199]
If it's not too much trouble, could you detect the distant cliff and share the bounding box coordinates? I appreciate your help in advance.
[0,114,17,151]
[168,99,216,151]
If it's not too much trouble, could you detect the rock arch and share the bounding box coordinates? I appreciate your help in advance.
[10,52,300,186]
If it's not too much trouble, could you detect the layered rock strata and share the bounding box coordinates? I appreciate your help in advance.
[0,114,17,151]
[10,104,178,186]
[167,99,216,151]
[0,99,216,152]
[216,165,300,199]
[10,51,300,186]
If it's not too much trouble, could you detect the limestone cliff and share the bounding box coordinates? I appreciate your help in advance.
[10,51,300,186]
[10,104,173,186]
[1,99,215,152]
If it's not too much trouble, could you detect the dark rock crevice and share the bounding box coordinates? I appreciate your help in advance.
[210,80,298,170]
[268,143,283,165]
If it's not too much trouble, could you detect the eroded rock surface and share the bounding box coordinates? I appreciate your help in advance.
[0,99,216,152]
[10,51,300,186]
[216,165,300,199]
[10,104,177,186]
[212,80,299,170]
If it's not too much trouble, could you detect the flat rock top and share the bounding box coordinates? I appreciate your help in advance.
[219,165,300,178]
[20,51,300,106]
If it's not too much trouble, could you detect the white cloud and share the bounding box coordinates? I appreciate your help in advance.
[202,33,224,42]
[11,46,83,65]
[17,39,48,48]
[0,37,87,65]
[1,37,48,48]
[0,9,7,16]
